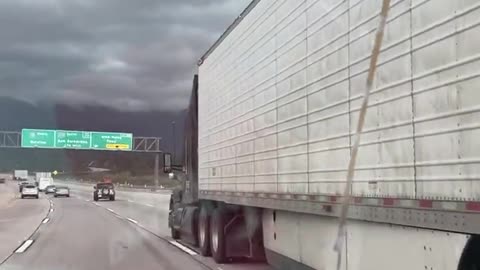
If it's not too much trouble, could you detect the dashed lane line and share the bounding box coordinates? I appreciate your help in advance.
[15,240,34,253]
[42,218,50,224]
[169,240,197,256]
[127,218,138,224]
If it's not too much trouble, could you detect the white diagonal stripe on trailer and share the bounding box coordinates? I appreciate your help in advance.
[169,240,197,256]
[15,240,34,253]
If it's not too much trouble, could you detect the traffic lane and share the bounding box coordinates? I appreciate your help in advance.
[2,195,208,270]
[68,197,273,270]
[61,181,171,206]
[0,180,19,209]
[0,192,50,263]
[69,188,171,236]
[92,198,171,236]
[66,186,273,270]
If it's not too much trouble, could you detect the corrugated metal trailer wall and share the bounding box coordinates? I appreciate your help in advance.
[198,0,480,202]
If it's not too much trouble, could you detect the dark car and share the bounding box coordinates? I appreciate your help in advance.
[45,185,56,194]
[0,178,5,184]
[93,183,115,201]
[18,181,29,192]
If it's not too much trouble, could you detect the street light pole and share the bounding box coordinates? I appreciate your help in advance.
[153,137,162,189]
[172,121,176,164]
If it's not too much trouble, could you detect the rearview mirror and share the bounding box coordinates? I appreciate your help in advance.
[163,153,172,173]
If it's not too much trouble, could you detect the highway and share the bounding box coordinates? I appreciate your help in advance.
[0,180,272,270]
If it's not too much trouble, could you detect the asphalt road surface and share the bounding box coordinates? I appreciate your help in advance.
[0,181,272,270]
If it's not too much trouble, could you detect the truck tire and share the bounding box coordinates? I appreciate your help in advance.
[94,194,98,201]
[110,195,115,201]
[210,207,227,263]
[171,227,180,239]
[198,206,211,256]
[21,195,24,199]
[36,195,39,199]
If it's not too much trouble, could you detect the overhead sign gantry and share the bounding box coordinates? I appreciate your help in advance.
[21,129,133,151]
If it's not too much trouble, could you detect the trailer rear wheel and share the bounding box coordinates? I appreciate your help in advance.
[210,207,226,263]
[198,206,211,256]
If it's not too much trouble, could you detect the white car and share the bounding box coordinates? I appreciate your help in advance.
[21,184,39,199]
[54,186,70,198]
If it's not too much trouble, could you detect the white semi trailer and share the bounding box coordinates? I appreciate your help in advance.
[166,0,480,269]
[13,170,28,180]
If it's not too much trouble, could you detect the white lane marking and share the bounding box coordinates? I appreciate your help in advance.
[145,203,154,207]
[169,240,197,256]
[85,199,90,202]
[114,214,124,220]
[42,218,50,224]
[15,240,34,253]
[127,218,138,224]
[107,208,115,213]
[93,203,99,206]
[127,199,134,203]
[49,208,54,212]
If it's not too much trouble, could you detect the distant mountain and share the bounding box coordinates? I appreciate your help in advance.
[0,97,186,173]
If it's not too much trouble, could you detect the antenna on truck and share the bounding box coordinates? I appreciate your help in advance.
[333,0,392,269]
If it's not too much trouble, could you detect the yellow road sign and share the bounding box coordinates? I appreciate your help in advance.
[106,144,129,149]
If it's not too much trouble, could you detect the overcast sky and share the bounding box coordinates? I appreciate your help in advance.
[0,0,250,111]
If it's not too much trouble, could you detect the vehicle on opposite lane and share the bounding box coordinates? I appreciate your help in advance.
[54,186,70,198]
[93,183,115,201]
[45,185,56,194]
[21,184,39,199]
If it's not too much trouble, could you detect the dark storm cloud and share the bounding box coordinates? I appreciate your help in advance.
[0,0,250,111]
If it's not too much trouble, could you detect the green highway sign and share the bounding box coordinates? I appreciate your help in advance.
[56,130,91,149]
[91,132,132,150]
[21,129,55,148]
[21,129,132,151]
